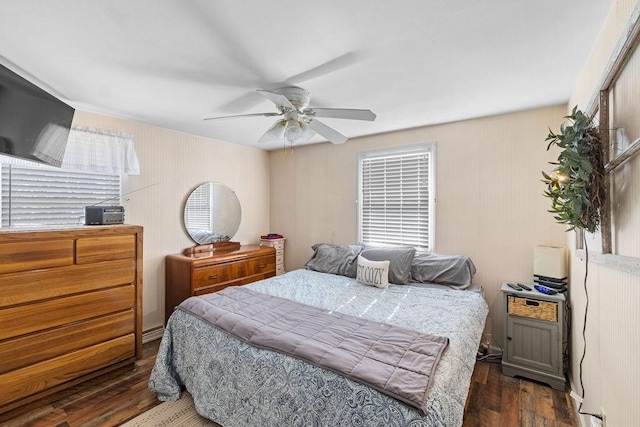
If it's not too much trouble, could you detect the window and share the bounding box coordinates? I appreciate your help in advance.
[0,126,139,228]
[1,159,120,227]
[358,143,435,251]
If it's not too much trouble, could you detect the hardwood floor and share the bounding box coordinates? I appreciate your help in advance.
[1,340,162,427]
[464,360,578,427]
[3,340,577,427]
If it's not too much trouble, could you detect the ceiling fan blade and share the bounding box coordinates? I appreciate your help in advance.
[216,91,264,114]
[257,90,295,110]
[310,108,376,121]
[286,52,360,85]
[180,2,268,84]
[203,112,281,121]
[308,119,348,145]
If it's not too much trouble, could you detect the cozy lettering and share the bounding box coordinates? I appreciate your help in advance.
[357,264,384,285]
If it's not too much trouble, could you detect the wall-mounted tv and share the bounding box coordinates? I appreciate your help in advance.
[0,62,75,167]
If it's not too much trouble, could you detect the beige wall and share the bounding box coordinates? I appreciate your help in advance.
[269,105,568,340]
[72,110,270,332]
[567,1,640,426]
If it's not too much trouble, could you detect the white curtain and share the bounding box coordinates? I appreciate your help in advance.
[62,127,140,175]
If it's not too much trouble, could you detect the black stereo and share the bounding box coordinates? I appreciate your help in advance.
[85,206,125,225]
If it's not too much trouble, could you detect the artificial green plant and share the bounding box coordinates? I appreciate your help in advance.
[542,106,605,233]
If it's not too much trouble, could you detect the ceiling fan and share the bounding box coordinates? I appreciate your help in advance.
[203,86,376,145]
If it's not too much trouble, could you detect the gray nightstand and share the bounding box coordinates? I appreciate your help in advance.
[501,283,566,390]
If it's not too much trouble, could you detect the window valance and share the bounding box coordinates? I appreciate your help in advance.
[62,127,140,175]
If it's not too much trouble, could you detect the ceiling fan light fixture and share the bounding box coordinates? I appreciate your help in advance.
[284,119,301,141]
[258,119,286,143]
[298,121,314,143]
[207,86,375,147]
[284,119,313,144]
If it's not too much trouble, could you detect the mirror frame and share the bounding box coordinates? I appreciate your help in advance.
[182,181,242,245]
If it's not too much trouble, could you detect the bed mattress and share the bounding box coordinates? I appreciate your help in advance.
[150,269,488,426]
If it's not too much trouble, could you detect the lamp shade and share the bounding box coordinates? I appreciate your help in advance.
[258,120,286,144]
[285,119,301,141]
[533,245,567,280]
[284,119,314,144]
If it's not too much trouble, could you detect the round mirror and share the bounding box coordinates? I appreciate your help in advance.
[183,182,241,244]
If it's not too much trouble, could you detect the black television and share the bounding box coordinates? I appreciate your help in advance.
[0,61,75,167]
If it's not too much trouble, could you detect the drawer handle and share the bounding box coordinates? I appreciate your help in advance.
[507,336,512,340]
[258,264,267,269]
[525,300,539,306]
[208,274,219,280]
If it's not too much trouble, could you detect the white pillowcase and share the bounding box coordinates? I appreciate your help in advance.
[356,255,390,289]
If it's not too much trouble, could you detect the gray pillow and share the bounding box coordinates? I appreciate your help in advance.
[410,252,476,289]
[305,243,363,278]
[360,246,416,285]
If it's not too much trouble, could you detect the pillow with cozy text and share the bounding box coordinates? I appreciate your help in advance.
[356,255,390,289]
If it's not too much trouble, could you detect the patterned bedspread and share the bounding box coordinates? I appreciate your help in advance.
[150,269,489,426]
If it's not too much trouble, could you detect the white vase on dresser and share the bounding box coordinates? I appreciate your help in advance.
[260,237,285,275]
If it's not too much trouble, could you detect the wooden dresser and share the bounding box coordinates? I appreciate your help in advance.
[0,225,143,418]
[165,243,276,323]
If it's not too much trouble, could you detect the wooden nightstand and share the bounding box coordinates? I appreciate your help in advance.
[501,283,566,390]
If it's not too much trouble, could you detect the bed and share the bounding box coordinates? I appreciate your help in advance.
[150,259,488,426]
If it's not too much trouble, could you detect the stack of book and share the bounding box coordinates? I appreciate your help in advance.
[533,274,567,291]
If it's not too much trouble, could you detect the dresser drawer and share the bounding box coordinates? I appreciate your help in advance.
[249,255,276,275]
[0,285,135,340]
[0,239,74,274]
[193,265,230,288]
[192,255,275,290]
[193,272,276,296]
[76,235,136,264]
[0,259,135,307]
[0,310,134,374]
[0,334,135,407]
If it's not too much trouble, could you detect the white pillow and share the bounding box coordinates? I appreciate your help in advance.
[356,255,390,289]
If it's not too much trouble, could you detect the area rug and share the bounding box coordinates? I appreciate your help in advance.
[120,393,220,427]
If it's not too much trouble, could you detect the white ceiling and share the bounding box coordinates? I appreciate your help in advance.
[0,1,614,151]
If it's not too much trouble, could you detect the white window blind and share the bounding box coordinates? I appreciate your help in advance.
[1,161,120,227]
[359,144,434,251]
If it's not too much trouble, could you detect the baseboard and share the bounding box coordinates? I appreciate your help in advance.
[568,374,588,427]
[142,325,165,343]
[489,344,503,356]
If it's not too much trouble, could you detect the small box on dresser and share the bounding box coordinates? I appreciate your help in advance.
[501,282,566,391]
[260,237,285,276]
[0,225,143,419]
